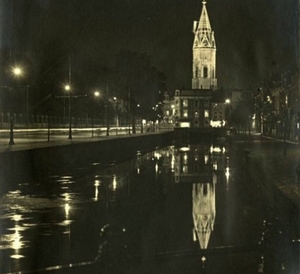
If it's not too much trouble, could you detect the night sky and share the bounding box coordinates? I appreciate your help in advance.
[0,0,298,93]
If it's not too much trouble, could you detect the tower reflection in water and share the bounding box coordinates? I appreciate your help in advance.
[192,177,216,249]
[174,144,227,250]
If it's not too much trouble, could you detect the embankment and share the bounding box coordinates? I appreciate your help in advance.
[0,132,174,193]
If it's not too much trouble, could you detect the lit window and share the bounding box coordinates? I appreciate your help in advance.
[204,110,209,118]
[183,100,188,107]
[183,110,188,117]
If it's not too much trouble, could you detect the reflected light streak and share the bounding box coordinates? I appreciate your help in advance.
[225,167,230,190]
[183,153,188,164]
[62,193,71,202]
[210,146,226,153]
[94,180,100,201]
[155,163,159,173]
[154,152,162,159]
[171,155,175,171]
[225,167,230,179]
[204,155,209,164]
[10,223,25,259]
[11,214,22,222]
[12,230,23,250]
[65,203,70,219]
[179,147,190,152]
[112,175,117,191]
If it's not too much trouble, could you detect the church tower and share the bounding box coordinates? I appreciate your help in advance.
[192,1,217,90]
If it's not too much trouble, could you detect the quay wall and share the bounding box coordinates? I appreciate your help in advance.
[0,132,174,192]
[238,148,299,241]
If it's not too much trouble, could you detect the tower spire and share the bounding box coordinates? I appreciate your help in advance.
[192,0,217,89]
[197,0,212,38]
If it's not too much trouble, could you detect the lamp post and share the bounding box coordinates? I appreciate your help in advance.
[113,97,119,135]
[9,66,23,145]
[65,85,72,139]
[224,98,231,129]
[93,91,100,137]
[26,85,29,129]
[105,83,110,137]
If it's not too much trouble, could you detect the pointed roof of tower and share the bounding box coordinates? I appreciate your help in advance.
[193,0,215,49]
[198,1,212,32]
[193,213,215,249]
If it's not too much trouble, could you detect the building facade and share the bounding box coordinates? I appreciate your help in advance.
[174,89,212,128]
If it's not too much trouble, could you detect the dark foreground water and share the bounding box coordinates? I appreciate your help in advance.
[0,142,298,273]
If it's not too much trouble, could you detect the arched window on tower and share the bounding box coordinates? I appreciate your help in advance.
[195,67,199,78]
[203,67,208,78]
[212,68,214,78]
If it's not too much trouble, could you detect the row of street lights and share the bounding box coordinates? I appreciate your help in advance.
[6,64,150,145]
[6,62,74,144]
[8,74,114,145]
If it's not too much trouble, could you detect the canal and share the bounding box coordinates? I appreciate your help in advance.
[0,141,298,273]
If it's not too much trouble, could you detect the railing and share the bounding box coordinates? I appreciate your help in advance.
[0,112,174,141]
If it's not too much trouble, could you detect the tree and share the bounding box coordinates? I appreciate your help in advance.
[112,51,166,133]
[229,91,254,135]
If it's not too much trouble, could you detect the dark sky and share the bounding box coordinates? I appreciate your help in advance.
[0,0,298,92]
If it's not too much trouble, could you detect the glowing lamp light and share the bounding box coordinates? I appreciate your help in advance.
[12,67,22,76]
[65,85,71,91]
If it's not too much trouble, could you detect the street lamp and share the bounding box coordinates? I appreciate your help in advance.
[65,85,72,139]
[112,97,119,135]
[12,67,22,77]
[92,91,101,137]
[9,66,24,145]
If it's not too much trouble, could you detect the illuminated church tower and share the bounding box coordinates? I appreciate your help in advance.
[192,1,217,90]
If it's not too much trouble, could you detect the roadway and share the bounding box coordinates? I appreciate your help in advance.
[0,126,175,153]
[0,127,145,153]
